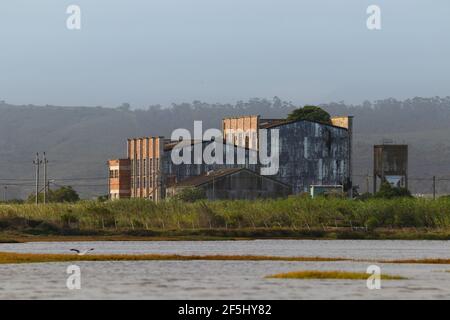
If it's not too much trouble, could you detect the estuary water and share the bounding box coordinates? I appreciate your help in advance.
[0,240,450,299]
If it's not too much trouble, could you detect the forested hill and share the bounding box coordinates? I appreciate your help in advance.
[1,96,450,199]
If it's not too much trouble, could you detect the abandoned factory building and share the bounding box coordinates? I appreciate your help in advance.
[166,168,292,201]
[108,115,352,200]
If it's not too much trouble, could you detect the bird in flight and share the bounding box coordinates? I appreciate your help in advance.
[70,248,95,256]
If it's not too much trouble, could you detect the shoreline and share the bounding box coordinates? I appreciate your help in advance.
[2,228,450,243]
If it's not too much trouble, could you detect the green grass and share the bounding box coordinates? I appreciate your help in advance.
[266,270,407,280]
[1,197,450,239]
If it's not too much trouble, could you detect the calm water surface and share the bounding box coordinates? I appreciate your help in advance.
[1,240,449,299]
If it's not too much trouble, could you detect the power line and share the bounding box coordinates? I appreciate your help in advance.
[0,176,107,181]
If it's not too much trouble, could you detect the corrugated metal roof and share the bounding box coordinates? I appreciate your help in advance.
[169,168,292,189]
[169,168,244,187]
[260,118,349,130]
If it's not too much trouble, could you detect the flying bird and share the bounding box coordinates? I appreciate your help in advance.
[70,248,95,256]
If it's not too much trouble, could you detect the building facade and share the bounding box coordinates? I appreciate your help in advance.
[223,115,353,194]
[108,159,131,199]
[127,137,164,201]
[108,114,353,200]
[373,144,408,192]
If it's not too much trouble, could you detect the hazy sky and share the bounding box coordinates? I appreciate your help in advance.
[0,0,449,108]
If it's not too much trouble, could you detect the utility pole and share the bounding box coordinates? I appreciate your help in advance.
[43,152,48,204]
[212,175,215,201]
[33,153,41,205]
[366,174,370,194]
[433,176,436,200]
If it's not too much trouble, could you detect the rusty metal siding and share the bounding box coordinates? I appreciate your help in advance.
[267,121,350,193]
[373,144,408,191]
[162,141,259,185]
[202,170,291,200]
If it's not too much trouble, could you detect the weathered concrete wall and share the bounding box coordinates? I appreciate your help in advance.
[266,121,350,193]
[163,141,259,185]
[223,115,259,150]
[373,144,408,191]
[128,137,164,200]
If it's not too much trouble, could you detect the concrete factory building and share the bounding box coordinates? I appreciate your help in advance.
[166,168,292,201]
[108,114,353,200]
[222,115,353,194]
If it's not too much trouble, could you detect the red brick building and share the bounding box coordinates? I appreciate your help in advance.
[108,159,131,199]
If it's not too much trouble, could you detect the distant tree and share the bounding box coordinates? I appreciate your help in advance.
[287,105,332,124]
[27,186,80,203]
[116,103,131,111]
[374,182,412,199]
[51,186,80,202]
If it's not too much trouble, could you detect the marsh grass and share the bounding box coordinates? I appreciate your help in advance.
[266,270,406,280]
[384,258,450,265]
[1,251,448,266]
[1,197,450,232]
[0,252,351,265]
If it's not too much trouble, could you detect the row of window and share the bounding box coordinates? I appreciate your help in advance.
[131,176,158,189]
[131,158,160,176]
[109,170,119,178]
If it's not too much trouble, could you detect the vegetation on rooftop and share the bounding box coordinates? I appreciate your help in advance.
[287,105,332,124]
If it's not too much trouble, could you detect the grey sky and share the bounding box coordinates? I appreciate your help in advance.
[0,0,449,108]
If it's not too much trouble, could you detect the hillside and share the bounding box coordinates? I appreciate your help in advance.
[1,97,450,199]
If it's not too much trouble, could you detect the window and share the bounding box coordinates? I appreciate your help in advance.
[143,177,147,188]
[252,132,257,149]
[143,159,147,176]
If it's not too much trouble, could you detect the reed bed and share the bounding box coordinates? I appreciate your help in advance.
[383,258,450,265]
[0,252,350,264]
[266,270,406,280]
[1,197,450,234]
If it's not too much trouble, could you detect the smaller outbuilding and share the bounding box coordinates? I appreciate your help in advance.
[166,168,292,201]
